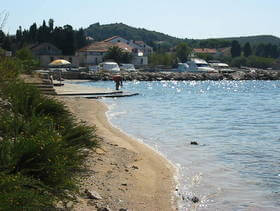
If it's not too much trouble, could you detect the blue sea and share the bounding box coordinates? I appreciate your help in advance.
[76,80,280,210]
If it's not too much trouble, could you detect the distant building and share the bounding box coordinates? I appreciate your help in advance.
[76,36,150,66]
[28,43,79,67]
[193,48,218,56]
[134,40,153,55]
[192,48,231,58]
[29,43,62,56]
[103,36,153,56]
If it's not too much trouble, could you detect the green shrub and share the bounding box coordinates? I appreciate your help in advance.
[0,57,20,81]
[0,173,54,210]
[0,81,99,209]
[230,56,247,68]
[62,123,99,149]
[0,81,41,118]
[247,56,275,69]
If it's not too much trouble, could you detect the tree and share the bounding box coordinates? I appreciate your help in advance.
[48,19,54,32]
[243,42,252,57]
[29,23,37,43]
[176,42,191,63]
[104,46,132,64]
[74,28,87,50]
[121,51,133,64]
[231,40,241,57]
[2,35,11,51]
[61,25,75,55]
[256,43,265,57]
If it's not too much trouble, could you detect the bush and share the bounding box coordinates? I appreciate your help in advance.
[230,56,247,68]
[0,173,54,210]
[247,56,275,69]
[0,57,20,81]
[0,81,99,209]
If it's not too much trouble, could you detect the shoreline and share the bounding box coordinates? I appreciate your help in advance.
[60,96,178,210]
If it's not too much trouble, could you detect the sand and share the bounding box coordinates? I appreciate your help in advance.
[60,96,177,211]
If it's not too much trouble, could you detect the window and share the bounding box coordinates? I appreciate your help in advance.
[69,57,72,63]
[50,57,54,61]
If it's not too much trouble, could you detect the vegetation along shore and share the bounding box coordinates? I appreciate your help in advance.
[0,48,176,210]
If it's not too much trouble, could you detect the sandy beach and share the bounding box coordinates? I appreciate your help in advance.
[59,96,177,211]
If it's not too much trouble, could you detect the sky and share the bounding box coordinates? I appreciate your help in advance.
[1,0,279,39]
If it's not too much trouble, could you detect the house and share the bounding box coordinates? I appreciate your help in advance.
[76,36,150,66]
[193,48,218,57]
[103,36,153,56]
[29,43,62,56]
[192,47,231,58]
[134,41,153,55]
[28,43,79,67]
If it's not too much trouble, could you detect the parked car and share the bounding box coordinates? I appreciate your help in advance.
[120,63,136,72]
[98,62,120,72]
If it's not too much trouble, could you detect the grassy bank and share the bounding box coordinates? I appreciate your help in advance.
[0,80,99,210]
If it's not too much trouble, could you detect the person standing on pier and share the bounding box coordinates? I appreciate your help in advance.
[113,75,123,90]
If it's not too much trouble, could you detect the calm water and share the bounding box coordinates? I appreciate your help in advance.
[76,80,280,210]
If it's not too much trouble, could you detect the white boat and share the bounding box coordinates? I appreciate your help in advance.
[178,58,218,73]
[120,63,136,72]
[98,62,120,72]
[209,62,236,73]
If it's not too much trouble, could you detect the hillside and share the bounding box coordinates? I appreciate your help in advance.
[85,23,182,46]
[85,23,280,48]
[215,35,280,46]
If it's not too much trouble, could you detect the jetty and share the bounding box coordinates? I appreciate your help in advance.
[54,81,139,98]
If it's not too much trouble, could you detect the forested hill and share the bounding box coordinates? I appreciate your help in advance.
[85,23,182,45]
[85,23,280,48]
[220,35,280,46]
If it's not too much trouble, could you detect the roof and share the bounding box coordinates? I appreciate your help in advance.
[135,41,145,45]
[27,42,61,51]
[78,41,133,53]
[103,36,122,42]
[193,48,217,54]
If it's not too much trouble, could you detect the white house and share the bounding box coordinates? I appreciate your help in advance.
[76,36,151,66]
[103,36,153,59]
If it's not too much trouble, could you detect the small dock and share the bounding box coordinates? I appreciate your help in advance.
[54,82,139,99]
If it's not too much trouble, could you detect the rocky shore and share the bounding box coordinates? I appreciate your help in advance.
[61,69,280,81]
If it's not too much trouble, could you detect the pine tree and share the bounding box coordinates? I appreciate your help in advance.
[243,42,252,57]
[231,40,241,57]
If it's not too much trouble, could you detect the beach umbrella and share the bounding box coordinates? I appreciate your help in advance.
[48,59,71,67]
[48,59,71,85]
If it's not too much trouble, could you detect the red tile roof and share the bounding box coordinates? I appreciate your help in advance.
[78,41,133,53]
[193,48,217,54]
